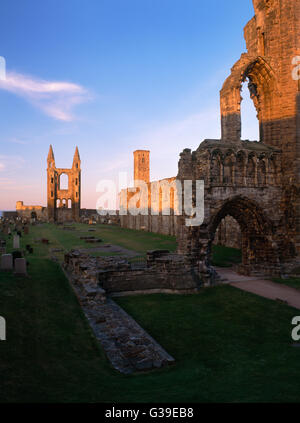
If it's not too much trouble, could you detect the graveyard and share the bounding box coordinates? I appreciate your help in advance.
[0,221,300,402]
[0,0,300,408]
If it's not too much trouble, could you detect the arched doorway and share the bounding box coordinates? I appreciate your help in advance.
[213,215,242,268]
[208,196,278,275]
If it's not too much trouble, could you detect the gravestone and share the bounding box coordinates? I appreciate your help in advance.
[0,247,6,254]
[14,258,27,276]
[24,226,29,235]
[13,235,20,249]
[1,254,13,270]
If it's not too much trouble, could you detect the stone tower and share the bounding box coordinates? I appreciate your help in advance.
[133,150,150,186]
[47,145,81,222]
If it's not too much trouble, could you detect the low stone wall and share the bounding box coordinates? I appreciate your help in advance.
[63,249,206,295]
[15,202,48,220]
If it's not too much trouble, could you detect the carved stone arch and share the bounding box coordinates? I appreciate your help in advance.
[223,150,235,185]
[210,149,223,185]
[257,154,267,186]
[224,148,236,159]
[246,152,257,186]
[208,196,278,273]
[220,54,279,143]
[235,150,247,186]
[243,57,278,124]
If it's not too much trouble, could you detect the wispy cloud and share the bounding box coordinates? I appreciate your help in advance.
[0,71,90,121]
[7,137,29,145]
[0,155,25,173]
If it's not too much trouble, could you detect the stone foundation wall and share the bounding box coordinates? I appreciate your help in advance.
[63,249,208,294]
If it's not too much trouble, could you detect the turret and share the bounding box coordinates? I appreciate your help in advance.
[72,146,81,170]
[47,145,55,169]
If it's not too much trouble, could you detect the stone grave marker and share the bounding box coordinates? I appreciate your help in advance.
[1,254,13,271]
[13,235,20,249]
[14,258,27,276]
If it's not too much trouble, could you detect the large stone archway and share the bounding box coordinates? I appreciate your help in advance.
[208,196,279,275]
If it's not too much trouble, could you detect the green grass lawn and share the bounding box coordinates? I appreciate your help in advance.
[211,245,242,267]
[272,277,300,290]
[0,223,300,403]
[8,223,177,261]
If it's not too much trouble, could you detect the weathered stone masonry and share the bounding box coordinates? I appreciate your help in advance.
[120,0,300,280]
[120,150,181,236]
[47,145,81,222]
[64,249,203,294]
[177,0,300,278]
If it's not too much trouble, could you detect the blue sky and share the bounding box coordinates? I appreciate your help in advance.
[0,0,259,210]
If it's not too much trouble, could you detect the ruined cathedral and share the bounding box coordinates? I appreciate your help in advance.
[120,0,300,279]
[17,146,81,222]
[47,145,81,222]
[176,0,300,278]
[16,0,300,282]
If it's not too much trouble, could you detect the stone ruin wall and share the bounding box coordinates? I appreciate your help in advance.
[16,201,48,220]
[47,145,81,223]
[64,249,204,295]
[120,213,181,237]
[119,150,182,236]
[120,149,243,247]
[176,0,300,278]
